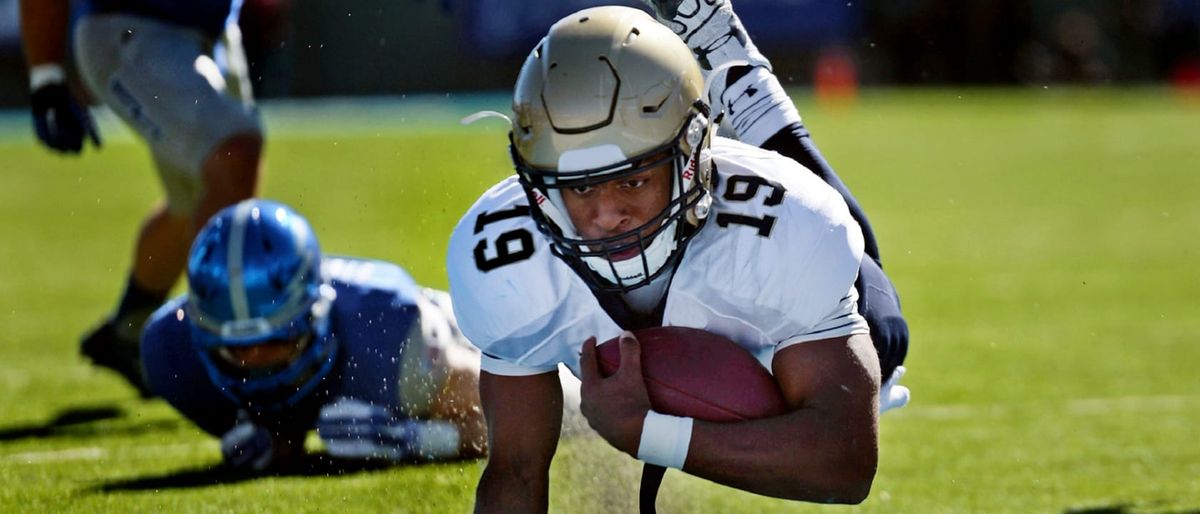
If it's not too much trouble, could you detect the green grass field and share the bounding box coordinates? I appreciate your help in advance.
[1,89,1198,513]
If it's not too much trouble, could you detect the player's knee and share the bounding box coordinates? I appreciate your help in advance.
[221,132,263,153]
[202,132,262,199]
[206,133,261,170]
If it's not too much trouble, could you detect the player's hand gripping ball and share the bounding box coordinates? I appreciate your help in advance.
[597,327,788,422]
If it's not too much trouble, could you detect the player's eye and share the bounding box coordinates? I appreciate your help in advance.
[621,178,647,189]
[570,184,594,195]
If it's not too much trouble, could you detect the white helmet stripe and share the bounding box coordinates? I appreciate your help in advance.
[280,215,315,311]
[227,201,255,320]
[557,144,628,172]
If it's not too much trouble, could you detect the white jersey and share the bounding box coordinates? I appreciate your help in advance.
[447,137,868,377]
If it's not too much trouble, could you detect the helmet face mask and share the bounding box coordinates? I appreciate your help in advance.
[511,6,715,292]
[186,200,339,411]
[214,332,312,378]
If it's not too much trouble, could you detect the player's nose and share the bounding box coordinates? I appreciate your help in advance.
[591,188,630,235]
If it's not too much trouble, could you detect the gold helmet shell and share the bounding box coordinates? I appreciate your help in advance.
[512,6,706,172]
[510,5,715,292]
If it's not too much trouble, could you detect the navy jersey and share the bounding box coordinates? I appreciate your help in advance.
[80,0,240,37]
[141,256,428,436]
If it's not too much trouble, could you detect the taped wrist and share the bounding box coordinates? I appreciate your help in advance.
[636,411,693,469]
[29,63,66,90]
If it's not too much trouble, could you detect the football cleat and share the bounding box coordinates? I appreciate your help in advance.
[79,317,155,398]
[640,0,769,72]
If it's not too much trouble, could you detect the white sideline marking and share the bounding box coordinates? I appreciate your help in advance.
[2,442,210,465]
[4,447,106,464]
[1066,395,1194,414]
[892,394,1197,420]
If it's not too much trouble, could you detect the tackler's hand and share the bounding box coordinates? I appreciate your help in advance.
[220,411,305,472]
[579,331,652,456]
[317,397,461,462]
[220,413,276,471]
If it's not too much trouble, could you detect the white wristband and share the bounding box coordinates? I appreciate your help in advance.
[636,411,693,469]
[29,63,66,90]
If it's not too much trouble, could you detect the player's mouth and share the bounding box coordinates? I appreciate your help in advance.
[601,232,658,262]
[607,245,642,261]
[586,221,666,262]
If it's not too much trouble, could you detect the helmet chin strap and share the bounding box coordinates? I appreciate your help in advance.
[529,187,580,239]
[687,149,714,225]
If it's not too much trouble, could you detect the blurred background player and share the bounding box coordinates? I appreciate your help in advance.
[448,4,909,512]
[19,0,263,395]
[141,199,485,470]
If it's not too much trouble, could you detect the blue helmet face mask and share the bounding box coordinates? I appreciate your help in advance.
[186,200,339,412]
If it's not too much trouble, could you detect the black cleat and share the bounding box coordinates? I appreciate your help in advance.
[79,319,156,398]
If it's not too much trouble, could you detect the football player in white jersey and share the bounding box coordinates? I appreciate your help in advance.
[447,3,909,511]
[19,0,262,396]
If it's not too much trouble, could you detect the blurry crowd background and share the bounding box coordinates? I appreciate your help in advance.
[0,0,1198,106]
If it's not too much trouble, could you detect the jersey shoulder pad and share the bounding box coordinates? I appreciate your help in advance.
[323,256,420,302]
[447,177,612,371]
[689,139,864,331]
[142,295,193,353]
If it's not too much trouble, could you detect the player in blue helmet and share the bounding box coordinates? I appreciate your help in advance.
[19,0,263,395]
[184,199,338,411]
[141,199,489,470]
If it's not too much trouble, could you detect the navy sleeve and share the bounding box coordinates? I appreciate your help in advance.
[141,299,240,436]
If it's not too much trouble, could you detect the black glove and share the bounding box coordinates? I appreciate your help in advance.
[30,82,101,154]
[220,415,276,471]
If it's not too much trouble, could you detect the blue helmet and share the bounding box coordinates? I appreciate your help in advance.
[186,199,338,410]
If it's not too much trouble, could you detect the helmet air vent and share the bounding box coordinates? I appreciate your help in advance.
[623,28,640,47]
[642,94,668,114]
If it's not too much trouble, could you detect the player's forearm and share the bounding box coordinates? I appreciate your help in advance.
[474,372,563,513]
[474,462,550,514]
[19,0,70,67]
[681,408,878,503]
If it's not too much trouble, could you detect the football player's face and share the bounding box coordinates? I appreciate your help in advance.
[218,334,310,371]
[561,158,673,260]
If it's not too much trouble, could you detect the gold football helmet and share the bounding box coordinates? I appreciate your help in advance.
[511,5,715,291]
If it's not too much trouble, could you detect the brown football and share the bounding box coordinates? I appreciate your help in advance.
[597,326,789,422]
